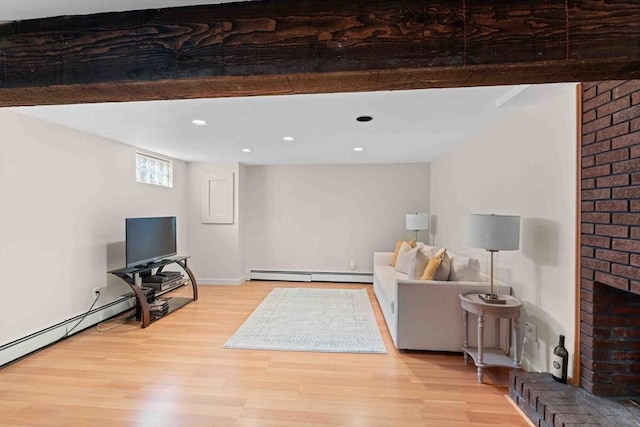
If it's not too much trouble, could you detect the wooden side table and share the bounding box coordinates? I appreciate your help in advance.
[459,292,523,383]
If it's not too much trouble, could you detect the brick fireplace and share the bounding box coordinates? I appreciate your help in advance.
[580,80,640,397]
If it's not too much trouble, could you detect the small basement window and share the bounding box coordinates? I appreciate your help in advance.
[135,153,173,188]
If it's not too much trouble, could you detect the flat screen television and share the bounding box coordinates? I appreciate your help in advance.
[126,216,177,268]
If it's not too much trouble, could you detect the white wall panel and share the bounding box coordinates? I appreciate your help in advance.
[201,172,234,224]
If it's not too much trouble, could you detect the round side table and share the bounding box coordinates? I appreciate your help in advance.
[458,292,523,383]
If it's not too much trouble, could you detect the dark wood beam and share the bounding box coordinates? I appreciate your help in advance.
[1,0,639,106]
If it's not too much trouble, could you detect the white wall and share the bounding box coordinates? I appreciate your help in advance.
[0,110,188,345]
[429,86,577,376]
[246,163,430,273]
[186,162,246,284]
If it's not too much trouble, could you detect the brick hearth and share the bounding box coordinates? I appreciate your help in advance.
[510,371,640,426]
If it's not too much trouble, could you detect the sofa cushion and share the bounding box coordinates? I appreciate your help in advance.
[448,252,481,281]
[395,246,417,274]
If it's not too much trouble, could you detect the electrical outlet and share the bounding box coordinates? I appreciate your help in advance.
[93,287,101,296]
[525,321,537,342]
[350,259,357,270]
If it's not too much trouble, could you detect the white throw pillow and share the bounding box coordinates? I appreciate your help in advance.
[398,240,412,255]
[448,254,481,281]
[395,247,418,275]
[468,258,481,281]
[416,243,443,260]
[430,246,446,259]
[408,248,430,280]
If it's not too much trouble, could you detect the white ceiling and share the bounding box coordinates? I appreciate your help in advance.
[2,1,575,165]
[12,84,573,165]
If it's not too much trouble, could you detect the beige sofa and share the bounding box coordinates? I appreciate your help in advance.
[373,250,511,351]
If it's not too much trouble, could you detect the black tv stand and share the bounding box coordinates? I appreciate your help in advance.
[109,256,198,328]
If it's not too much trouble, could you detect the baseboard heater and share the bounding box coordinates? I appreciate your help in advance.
[0,295,135,367]
[250,270,373,284]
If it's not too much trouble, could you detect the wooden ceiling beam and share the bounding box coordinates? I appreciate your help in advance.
[1,0,639,106]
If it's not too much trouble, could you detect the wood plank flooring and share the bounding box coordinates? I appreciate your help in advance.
[0,281,530,426]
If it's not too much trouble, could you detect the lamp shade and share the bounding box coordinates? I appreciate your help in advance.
[468,214,520,251]
[406,213,429,231]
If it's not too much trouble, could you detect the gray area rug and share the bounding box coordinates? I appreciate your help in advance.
[224,287,386,354]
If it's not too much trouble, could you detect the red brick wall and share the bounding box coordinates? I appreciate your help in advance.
[580,80,640,397]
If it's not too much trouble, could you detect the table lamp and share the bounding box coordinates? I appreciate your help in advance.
[468,214,520,304]
[406,213,428,241]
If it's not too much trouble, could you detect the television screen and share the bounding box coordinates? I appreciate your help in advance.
[126,216,177,268]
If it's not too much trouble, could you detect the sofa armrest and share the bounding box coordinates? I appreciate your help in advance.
[392,279,512,351]
[396,278,511,294]
[374,252,394,267]
[398,279,482,286]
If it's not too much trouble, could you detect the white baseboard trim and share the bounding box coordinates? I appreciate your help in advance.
[250,270,373,284]
[311,272,373,283]
[197,276,246,285]
[0,296,135,367]
[250,271,312,282]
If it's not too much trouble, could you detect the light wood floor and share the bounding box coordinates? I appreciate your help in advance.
[0,281,530,426]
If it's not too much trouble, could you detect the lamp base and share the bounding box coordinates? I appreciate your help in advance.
[479,293,507,304]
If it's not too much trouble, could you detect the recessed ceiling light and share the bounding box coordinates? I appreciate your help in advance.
[241,148,252,153]
[282,136,295,142]
[356,116,373,122]
[191,119,207,126]
[352,147,364,152]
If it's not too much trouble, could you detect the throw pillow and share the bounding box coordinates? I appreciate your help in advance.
[395,247,418,275]
[390,239,417,267]
[420,250,448,280]
[408,247,430,280]
[448,254,481,281]
[416,243,443,260]
[433,252,451,281]
[389,240,404,267]
[467,257,481,281]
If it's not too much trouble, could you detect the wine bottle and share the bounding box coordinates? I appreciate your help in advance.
[552,335,568,383]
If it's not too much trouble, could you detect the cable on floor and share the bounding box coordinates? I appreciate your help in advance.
[96,308,137,332]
